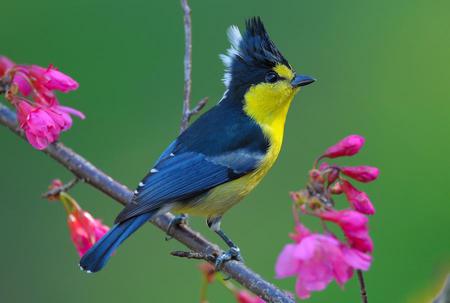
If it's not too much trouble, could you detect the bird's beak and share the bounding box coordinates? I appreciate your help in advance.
[291,75,316,88]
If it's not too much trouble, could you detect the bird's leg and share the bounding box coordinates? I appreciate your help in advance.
[207,216,243,270]
[165,213,189,241]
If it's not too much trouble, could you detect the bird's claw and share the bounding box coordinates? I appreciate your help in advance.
[215,246,243,271]
[165,214,189,241]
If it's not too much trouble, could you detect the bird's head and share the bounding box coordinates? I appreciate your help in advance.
[221,17,315,125]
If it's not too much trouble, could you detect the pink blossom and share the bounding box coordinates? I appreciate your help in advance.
[14,99,85,150]
[68,209,109,257]
[235,290,266,303]
[46,105,85,132]
[340,180,375,215]
[275,224,372,299]
[15,100,60,150]
[322,135,365,159]
[341,166,379,183]
[320,210,373,253]
[46,180,110,257]
[12,71,33,96]
[29,65,78,93]
[0,56,14,77]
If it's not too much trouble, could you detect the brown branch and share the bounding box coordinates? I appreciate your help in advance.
[180,0,192,133]
[171,250,216,262]
[179,0,207,133]
[42,178,80,198]
[357,270,368,303]
[190,96,208,115]
[0,102,294,303]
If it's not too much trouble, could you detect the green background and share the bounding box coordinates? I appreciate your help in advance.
[1,0,449,302]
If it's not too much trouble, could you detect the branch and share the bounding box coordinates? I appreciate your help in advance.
[42,178,80,198]
[0,102,294,303]
[171,250,216,262]
[180,0,192,133]
[179,0,207,133]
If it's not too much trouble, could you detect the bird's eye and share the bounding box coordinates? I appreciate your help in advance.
[265,71,279,83]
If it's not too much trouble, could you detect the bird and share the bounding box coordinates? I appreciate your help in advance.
[79,17,315,273]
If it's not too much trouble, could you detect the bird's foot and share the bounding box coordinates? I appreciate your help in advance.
[215,246,243,271]
[165,214,189,241]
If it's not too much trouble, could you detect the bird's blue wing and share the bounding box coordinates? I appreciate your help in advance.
[115,102,269,224]
[114,146,262,223]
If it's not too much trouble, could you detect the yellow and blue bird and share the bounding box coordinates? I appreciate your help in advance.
[80,17,315,272]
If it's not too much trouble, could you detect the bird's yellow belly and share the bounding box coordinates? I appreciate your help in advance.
[173,141,282,218]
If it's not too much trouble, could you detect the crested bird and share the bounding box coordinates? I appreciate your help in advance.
[80,17,315,273]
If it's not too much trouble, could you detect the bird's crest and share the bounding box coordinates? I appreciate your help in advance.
[221,17,290,87]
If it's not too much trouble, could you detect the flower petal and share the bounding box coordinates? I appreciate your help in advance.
[275,244,299,278]
[342,246,372,271]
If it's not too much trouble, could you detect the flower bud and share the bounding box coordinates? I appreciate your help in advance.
[322,135,365,159]
[330,182,343,195]
[236,290,266,303]
[341,166,379,183]
[341,180,375,215]
[0,56,14,77]
[327,168,340,184]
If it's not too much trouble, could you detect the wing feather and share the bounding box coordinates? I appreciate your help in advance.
[115,150,249,223]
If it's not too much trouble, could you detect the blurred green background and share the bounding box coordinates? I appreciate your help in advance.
[1,0,449,302]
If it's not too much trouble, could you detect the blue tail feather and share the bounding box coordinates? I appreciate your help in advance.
[79,212,154,273]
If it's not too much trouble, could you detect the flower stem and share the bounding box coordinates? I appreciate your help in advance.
[357,270,368,303]
[199,276,209,303]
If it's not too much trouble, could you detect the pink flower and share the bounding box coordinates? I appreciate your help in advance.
[320,210,373,253]
[341,166,379,183]
[14,99,84,150]
[340,180,375,215]
[47,105,85,132]
[1,56,84,149]
[29,65,79,93]
[0,56,14,77]
[46,180,110,258]
[12,71,33,96]
[275,224,371,299]
[235,290,266,303]
[15,100,60,149]
[68,209,109,257]
[322,135,365,159]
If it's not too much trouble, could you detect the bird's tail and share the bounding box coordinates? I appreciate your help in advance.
[79,212,155,273]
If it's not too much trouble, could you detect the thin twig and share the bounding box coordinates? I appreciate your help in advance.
[357,270,368,303]
[0,102,294,303]
[190,96,208,116]
[171,250,216,262]
[180,0,193,133]
[42,178,80,198]
[179,0,208,133]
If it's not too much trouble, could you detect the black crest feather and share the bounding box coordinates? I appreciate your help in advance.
[241,17,289,68]
[221,17,290,89]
